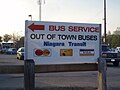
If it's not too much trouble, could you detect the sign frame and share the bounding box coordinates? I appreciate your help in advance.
[25,20,101,65]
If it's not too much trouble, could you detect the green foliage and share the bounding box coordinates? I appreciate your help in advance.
[102,30,120,48]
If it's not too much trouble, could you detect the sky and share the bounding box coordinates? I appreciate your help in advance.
[0,0,120,36]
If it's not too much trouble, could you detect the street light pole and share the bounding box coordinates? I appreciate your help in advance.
[104,0,107,44]
[28,15,32,21]
[38,0,41,21]
[38,0,45,21]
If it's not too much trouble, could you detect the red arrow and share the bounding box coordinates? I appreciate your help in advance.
[28,23,45,32]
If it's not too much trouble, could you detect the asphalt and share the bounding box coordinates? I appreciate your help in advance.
[0,54,120,90]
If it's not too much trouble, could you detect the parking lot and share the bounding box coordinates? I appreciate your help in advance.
[0,54,24,65]
[0,54,120,90]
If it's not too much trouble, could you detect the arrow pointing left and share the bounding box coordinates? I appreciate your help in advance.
[28,23,45,32]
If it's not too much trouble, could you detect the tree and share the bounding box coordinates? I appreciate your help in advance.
[15,36,24,49]
[112,28,120,47]
[3,34,12,42]
[19,37,24,47]
[0,36,2,42]
[106,35,112,48]
[11,33,21,48]
[113,27,120,35]
[102,30,120,48]
[111,35,120,48]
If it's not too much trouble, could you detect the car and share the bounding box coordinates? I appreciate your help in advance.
[17,47,24,60]
[102,44,120,66]
[6,48,17,54]
[115,47,120,53]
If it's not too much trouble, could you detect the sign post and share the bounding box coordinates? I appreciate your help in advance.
[98,58,107,90]
[24,59,35,90]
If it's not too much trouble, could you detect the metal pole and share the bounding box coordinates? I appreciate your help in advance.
[104,0,107,44]
[39,0,41,21]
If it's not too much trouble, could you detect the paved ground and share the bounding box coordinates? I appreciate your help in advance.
[0,54,24,65]
[0,54,120,90]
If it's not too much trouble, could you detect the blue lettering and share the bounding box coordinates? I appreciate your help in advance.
[44,41,65,47]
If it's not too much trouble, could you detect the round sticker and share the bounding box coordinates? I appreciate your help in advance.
[35,49,43,56]
[43,49,50,56]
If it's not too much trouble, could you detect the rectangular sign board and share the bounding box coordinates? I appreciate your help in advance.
[25,21,101,64]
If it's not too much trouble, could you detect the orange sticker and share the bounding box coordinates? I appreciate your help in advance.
[43,49,50,56]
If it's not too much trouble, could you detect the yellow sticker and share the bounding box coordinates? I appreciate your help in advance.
[60,49,73,56]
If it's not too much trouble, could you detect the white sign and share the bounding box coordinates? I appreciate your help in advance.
[25,21,101,64]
